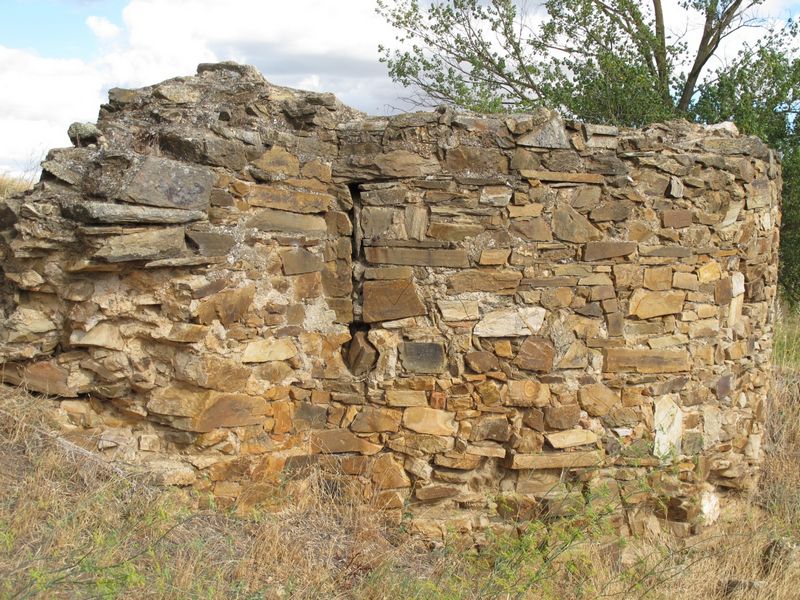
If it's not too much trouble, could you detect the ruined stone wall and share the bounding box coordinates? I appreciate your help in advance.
[0,63,780,538]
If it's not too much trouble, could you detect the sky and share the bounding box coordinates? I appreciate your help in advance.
[1,0,799,176]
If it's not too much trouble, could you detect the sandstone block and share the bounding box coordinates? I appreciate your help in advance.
[346,331,378,376]
[281,248,324,275]
[507,450,603,469]
[578,383,618,417]
[241,339,298,363]
[247,208,327,233]
[403,406,457,435]
[448,269,522,294]
[474,306,546,338]
[465,351,500,373]
[94,227,187,263]
[506,380,550,407]
[545,429,597,449]
[437,300,480,321]
[603,348,691,373]
[552,206,602,243]
[311,429,382,455]
[385,390,428,407]
[628,289,686,319]
[583,242,637,261]
[362,279,427,323]
[521,169,604,184]
[364,246,469,268]
[350,407,402,433]
[445,146,508,173]
[514,337,556,372]
[372,454,411,489]
[248,185,332,213]
[544,404,581,429]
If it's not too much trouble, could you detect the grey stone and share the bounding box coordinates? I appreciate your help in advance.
[122,157,215,211]
[401,342,448,374]
[63,200,206,224]
[94,227,187,263]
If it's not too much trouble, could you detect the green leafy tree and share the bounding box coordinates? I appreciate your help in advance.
[377,0,800,297]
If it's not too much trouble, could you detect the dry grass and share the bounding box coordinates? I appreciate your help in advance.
[0,173,33,200]
[0,322,799,598]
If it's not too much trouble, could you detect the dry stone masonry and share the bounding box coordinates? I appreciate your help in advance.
[0,63,780,538]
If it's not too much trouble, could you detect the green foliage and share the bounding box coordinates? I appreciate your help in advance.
[377,0,800,298]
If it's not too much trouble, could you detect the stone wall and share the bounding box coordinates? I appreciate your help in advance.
[0,63,780,538]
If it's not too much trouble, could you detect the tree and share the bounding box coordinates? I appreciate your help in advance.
[377,0,800,298]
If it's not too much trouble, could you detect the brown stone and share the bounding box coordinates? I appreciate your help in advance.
[465,351,500,373]
[514,337,556,372]
[427,222,484,241]
[311,430,383,455]
[281,247,324,275]
[94,227,187,263]
[603,348,691,373]
[372,454,411,489]
[545,429,597,449]
[552,206,602,243]
[506,380,550,407]
[512,218,553,241]
[448,269,522,294]
[469,416,511,442]
[147,384,267,432]
[415,485,460,501]
[0,360,78,397]
[521,169,604,184]
[644,267,673,291]
[544,404,581,430]
[628,289,685,319]
[507,450,603,469]
[241,338,298,363]
[362,279,427,323]
[364,246,469,268]
[248,185,332,213]
[374,150,440,177]
[251,146,300,176]
[435,454,483,470]
[578,383,619,417]
[346,331,378,376]
[403,407,457,435]
[479,248,511,265]
[583,242,637,261]
[186,230,235,256]
[445,146,508,173]
[662,209,693,229]
[247,208,327,233]
[350,407,402,433]
[385,390,428,407]
[175,353,251,392]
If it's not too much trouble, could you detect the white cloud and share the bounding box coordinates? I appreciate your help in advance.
[0,0,798,174]
[86,16,121,40]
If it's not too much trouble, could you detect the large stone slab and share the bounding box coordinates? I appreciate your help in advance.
[514,336,556,372]
[248,185,333,213]
[247,208,327,233]
[654,394,683,460]
[578,383,618,417]
[63,201,206,224]
[403,407,457,435]
[474,306,546,337]
[311,429,383,454]
[448,269,522,294]
[583,242,637,261]
[553,206,603,243]
[362,279,427,323]
[94,227,187,263]
[521,170,604,184]
[122,157,214,210]
[364,246,469,268]
[507,450,604,469]
[628,289,686,319]
[147,384,267,432]
[400,341,448,373]
[603,348,691,373]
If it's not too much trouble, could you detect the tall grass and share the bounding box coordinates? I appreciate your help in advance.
[0,173,33,200]
[0,319,798,598]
